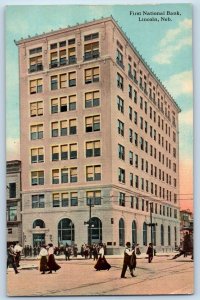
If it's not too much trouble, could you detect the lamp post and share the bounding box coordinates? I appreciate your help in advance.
[84,198,94,245]
[148,202,157,256]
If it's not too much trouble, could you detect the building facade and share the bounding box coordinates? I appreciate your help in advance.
[16,17,180,253]
[6,160,22,245]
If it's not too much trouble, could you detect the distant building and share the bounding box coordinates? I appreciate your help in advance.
[6,160,22,245]
[15,17,180,253]
[180,209,193,245]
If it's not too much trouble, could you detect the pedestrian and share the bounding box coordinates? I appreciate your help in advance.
[14,242,23,267]
[47,243,61,274]
[146,243,153,263]
[39,245,49,274]
[65,244,71,261]
[121,242,135,278]
[130,249,137,277]
[94,244,111,271]
[93,245,99,261]
[81,244,84,257]
[135,243,141,255]
[7,244,19,274]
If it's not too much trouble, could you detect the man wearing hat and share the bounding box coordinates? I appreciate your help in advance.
[121,242,136,278]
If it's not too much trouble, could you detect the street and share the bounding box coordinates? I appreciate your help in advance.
[7,255,194,296]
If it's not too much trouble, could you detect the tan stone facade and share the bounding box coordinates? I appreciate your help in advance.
[16,17,180,253]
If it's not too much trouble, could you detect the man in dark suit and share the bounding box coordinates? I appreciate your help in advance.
[121,242,136,278]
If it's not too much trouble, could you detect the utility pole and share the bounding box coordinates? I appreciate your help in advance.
[148,202,157,256]
[84,198,94,246]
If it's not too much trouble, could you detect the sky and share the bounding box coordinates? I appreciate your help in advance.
[5,3,193,211]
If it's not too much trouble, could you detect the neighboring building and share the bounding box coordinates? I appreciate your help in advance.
[6,160,22,246]
[180,209,193,247]
[15,16,180,253]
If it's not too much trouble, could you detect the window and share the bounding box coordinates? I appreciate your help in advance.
[85,115,100,132]
[86,165,101,181]
[129,129,133,143]
[134,89,137,103]
[51,95,77,113]
[118,168,125,183]
[31,171,44,185]
[61,168,68,183]
[86,140,101,157]
[30,78,43,94]
[30,101,43,117]
[134,154,138,168]
[8,183,16,198]
[85,67,99,84]
[29,55,43,73]
[60,73,67,88]
[117,96,124,113]
[118,120,124,136]
[140,97,143,110]
[31,148,44,163]
[129,151,133,165]
[116,49,124,69]
[69,71,76,87]
[52,146,59,161]
[129,85,132,99]
[117,73,123,90]
[86,191,101,205]
[62,121,69,136]
[61,145,68,160]
[32,194,45,208]
[70,144,77,159]
[134,111,137,124]
[119,192,125,206]
[119,218,125,246]
[52,193,60,207]
[29,47,42,55]
[134,132,138,146]
[140,117,143,130]
[129,106,132,120]
[62,193,69,207]
[51,75,58,90]
[85,91,100,108]
[69,119,77,135]
[118,144,125,160]
[51,122,59,137]
[30,124,43,140]
[84,42,99,60]
[84,32,99,41]
[135,175,139,188]
[7,206,17,221]
[130,173,133,187]
[70,168,78,182]
[52,169,59,184]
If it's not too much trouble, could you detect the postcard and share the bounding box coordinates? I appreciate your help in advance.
[6,3,193,296]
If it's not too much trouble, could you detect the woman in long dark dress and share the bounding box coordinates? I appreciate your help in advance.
[47,243,61,273]
[39,245,49,274]
[94,244,111,271]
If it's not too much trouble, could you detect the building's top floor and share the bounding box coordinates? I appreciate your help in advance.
[6,160,21,174]
[15,16,181,114]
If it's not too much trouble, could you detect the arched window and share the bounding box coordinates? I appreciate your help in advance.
[132,220,137,245]
[119,218,125,246]
[33,219,45,228]
[168,225,171,246]
[143,222,147,246]
[89,217,102,244]
[58,218,74,246]
[161,224,164,246]
[174,227,177,248]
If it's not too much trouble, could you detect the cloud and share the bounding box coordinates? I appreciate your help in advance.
[6,138,20,161]
[179,109,193,126]
[179,158,193,211]
[153,18,192,64]
[164,70,193,97]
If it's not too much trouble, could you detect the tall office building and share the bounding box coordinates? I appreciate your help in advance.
[15,17,180,253]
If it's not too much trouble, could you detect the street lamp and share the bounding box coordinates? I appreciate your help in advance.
[147,202,157,254]
[84,198,94,245]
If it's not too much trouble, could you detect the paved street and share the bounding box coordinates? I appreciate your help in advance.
[7,255,194,296]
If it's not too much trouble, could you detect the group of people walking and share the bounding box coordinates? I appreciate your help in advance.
[7,240,157,278]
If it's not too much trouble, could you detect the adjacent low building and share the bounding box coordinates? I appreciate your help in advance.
[6,160,22,246]
[15,16,180,253]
